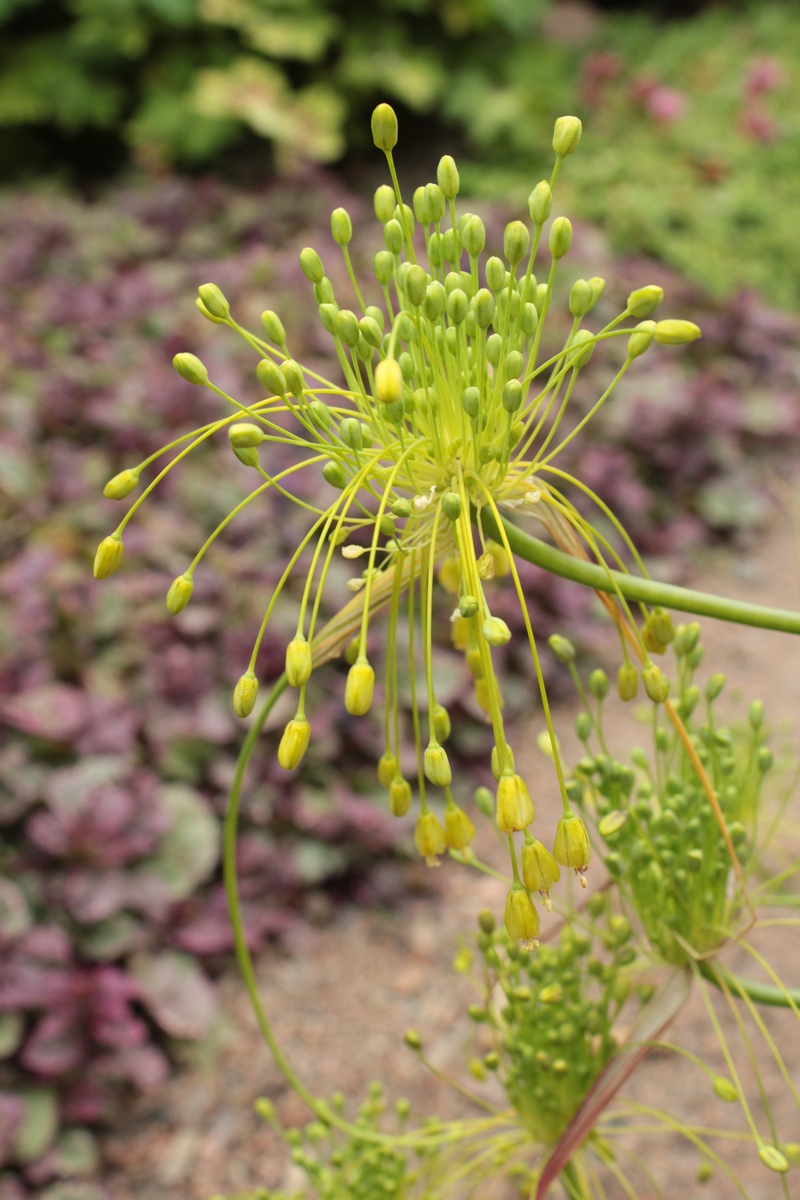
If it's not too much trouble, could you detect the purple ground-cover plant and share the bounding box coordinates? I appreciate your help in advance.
[0,170,798,1193]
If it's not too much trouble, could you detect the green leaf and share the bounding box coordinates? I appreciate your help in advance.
[145,784,219,902]
[14,1090,59,1164]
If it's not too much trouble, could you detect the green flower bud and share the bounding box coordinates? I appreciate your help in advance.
[589,276,606,304]
[757,746,774,773]
[422,281,445,322]
[345,660,374,715]
[445,804,475,850]
[340,418,363,451]
[197,282,229,319]
[521,303,538,337]
[674,622,701,656]
[502,380,523,413]
[617,663,639,701]
[627,320,657,359]
[491,744,514,780]
[377,751,397,788]
[552,115,582,156]
[642,664,670,703]
[412,186,429,224]
[93,533,123,580]
[496,774,535,832]
[447,288,468,324]
[463,214,486,257]
[415,810,446,863]
[549,217,573,260]
[575,712,592,742]
[195,296,226,324]
[568,328,594,369]
[503,220,530,266]
[504,885,539,945]
[441,492,462,522]
[473,288,496,330]
[278,716,311,770]
[261,310,286,345]
[281,359,305,397]
[485,333,503,365]
[458,387,479,418]
[589,669,609,700]
[391,498,411,518]
[748,699,764,729]
[313,278,334,307]
[310,399,332,429]
[505,349,524,378]
[534,282,549,313]
[318,303,339,335]
[373,250,394,285]
[548,634,575,663]
[229,422,265,449]
[402,264,425,308]
[233,671,259,718]
[424,743,452,787]
[173,352,208,385]
[322,460,347,488]
[330,207,352,246]
[256,358,286,395]
[485,257,506,292]
[569,279,594,317]
[371,102,398,152]
[403,1029,422,1050]
[474,786,494,818]
[626,285,664,317]
[483,616,511,646]
[437,154,460,199]
[285,637,312,688]
[649,607,675,646]
[431,702,451,744]
[705,673,725,701]
[528,180,552,225]
[232,444,259,467]
[424,182,446,223]
[389,776,412,817]
[103,469,139,500]
[598,810,628,838]
[299,247,324,283]
[374,184,396,224]
[758,1146,788,1174]
[335,308,359,348]
[655,319,702,345]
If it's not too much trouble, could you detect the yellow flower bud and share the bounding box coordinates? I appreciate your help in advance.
[655,319,701,345]
[626,285,663,317]
[451,616,471,651]
[389,776,411,817]
[617,662,639,702]
[482,616,511,647]
[758,1146,789,1174]
[93,534,124,580]
[424,743,452,787]
[229,423,265,449]
[103,469,139,500]
[549,217,573,260]
[521,839,561,908]
[528,180,552,225]
[642,625,666,656]
[437,556,461,595]
[504,885,540,946]
[552,115,582,157]
[172,352,208,385]
[712,1076,738,1103]
[375,357,403,404]
[642,664,670,703]
[553,811,591,883]
[278,716,311,770]
[345,660,375,715]
[233,671,259,718]
[285,637,312,688]
[166,573,193,615]
[432,703,451,743]
[627,320,656,359]
[371,102,398,151]
[415,810,446,865]
[444,805,475,850]
[196,296,226,324]
[496,773,535,833]
[378,751,397,788]
[197,282,230,319]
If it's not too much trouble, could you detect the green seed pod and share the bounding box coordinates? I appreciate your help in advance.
[197,282,229,319]
[504,220,530,267]
[461,386,480,418]
[642,664,670,703]
[470,787,493,821]
[552,115,582,156]
[483,616,511,646]
[281,359,305,396]
[330,207,352,246]
[233,671,259,718]
[424,743,452,787]
[447,288,468,324]
[335,308,360,348]
[485,256,506,292]
[705,673,725,701]
[172,352,208,385]
[285,637,312,688]
[617,662,639,702]
[345,660,375,716]
[405,264,428,308]
[299,247,324,283]
[569,278,594,317]
[379,514,395,537]
[627,320,657,359]
[528,180,552,225]
[548,634,575,663]
[473,288,496,329]
[322,460,347,489]
[391,498,411,518]
[441,492,462,521]
[549,217,573,260]
[655,319,702,345]
[626,285,664,317]
[373,250,394,285]
[569,328,594,369]
[318,303,339,335]
[103,469,139,501]
[261,310,286,346]
[463,214,486,257]
[421,285,443,323]
[371,102,398,152]
[432,703,451,743]
[485,333,503,366]
[502,380,522,413]
[228,423,264,450]
[389,776,412,817]
[424,182,446,223]
[437,154,460,199]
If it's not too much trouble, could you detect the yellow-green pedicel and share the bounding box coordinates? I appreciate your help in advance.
[93,102,702,940]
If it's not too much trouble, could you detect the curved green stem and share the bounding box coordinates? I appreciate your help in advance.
[474,508,800,635]
[698,960,800,1009]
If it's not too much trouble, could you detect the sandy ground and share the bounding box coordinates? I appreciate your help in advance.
[101,502,800,1200]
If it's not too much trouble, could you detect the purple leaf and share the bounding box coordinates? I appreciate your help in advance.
[129,951,217,1040]
[19,1014,85,1078]
[0,685,89,742]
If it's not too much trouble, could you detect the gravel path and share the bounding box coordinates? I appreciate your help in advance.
[102,503,800,1200]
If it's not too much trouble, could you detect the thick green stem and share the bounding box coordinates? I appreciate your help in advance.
[698,960,800,1009]
[474,508,800,635]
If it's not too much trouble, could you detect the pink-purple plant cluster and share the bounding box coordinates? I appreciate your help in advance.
[1,171,798,1194]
